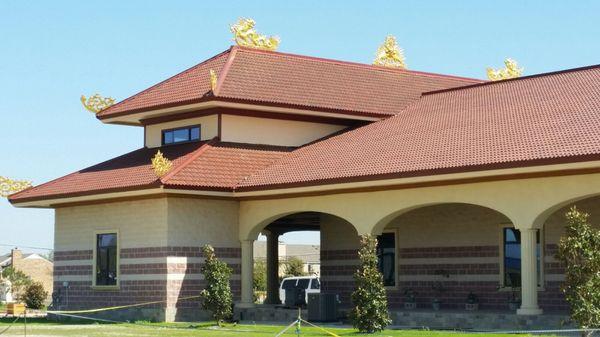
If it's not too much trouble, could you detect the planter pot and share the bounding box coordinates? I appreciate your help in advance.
[432,301,441,311]
[465,303,479,311]
[404,302,417,310]
[508,301,520,311]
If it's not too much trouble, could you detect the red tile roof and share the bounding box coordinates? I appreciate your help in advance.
[162,142,293,190]
[9,63,600,203]
[8,141,290,202]
[97,46,481,119]
[236,65,600,190]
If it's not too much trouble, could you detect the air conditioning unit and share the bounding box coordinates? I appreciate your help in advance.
[307,293,338,322]
[284,288,305,307]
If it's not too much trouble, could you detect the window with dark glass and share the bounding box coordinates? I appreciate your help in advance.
[281,279,296,290]
[96,233,118,286]
[161,125,200,145]
[377,232,396,286]
[503,228,541,287]
[297,278,310,289]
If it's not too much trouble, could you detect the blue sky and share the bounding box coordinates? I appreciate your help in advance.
[1,1,599,254]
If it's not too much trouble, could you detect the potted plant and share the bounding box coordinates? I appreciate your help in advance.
[465,292,479,311]
[403,288,417,310]
[507,286,521,311]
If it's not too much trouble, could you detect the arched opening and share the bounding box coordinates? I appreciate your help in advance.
[246,211,358,306]
[535,195,600,312]
[375,203,516,311]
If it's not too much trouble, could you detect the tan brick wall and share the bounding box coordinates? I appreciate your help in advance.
[166,197,240,247]
[55,197,170,252]
[12,252,53,300]
[53,196,241,321]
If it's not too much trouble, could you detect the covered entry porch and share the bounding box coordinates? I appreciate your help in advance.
[237,170,600,320]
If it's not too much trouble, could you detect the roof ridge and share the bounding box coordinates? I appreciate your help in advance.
[213,46,238,96]
[98,47,233,117]
[233,45,483,83]
[423,63,600,96]
[160,138,218,183]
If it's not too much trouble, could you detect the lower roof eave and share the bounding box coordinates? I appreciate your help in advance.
[232,158,600,198]
[10,158,600,208]
[9,186,236,208]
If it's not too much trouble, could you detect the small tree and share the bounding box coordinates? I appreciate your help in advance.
[1,267,32,301]
[24,282,48,309]
[556,207,600,336]
[200,245,233,325]
[253,260,267,292]
[350,234,391,333]
[284,257,307,277]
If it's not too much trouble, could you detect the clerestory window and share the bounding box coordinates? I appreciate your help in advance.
[162,125,200,145]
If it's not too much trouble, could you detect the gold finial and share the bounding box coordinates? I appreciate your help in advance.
[81,94,116,113]
[373,35,406,69]
[230,18,280,51]
[209,69,218,91]
[0,176,32,197]
[486,58,523,81]
[151,150,172,177]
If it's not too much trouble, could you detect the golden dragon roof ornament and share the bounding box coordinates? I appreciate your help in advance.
[230,18,280,51]
[1,176,32,197]
[373,35,406,69]
[81,94,116,114]
[486,58,523,81]
[151,150,172,177]
[209,69,218,91]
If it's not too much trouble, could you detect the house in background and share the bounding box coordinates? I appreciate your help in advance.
[6,43,600,328]
[0,249,53,302]
[254,241,320,276]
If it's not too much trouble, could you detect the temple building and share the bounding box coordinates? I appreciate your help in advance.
[8,45,600,324]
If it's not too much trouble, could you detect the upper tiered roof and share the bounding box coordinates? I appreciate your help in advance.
[98,46,481,122]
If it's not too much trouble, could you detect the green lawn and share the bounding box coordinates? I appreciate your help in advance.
[0,318,555,337]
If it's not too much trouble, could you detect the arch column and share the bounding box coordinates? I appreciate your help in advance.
[238,239,255,308]
[517,228,543,315]
[264,230,282,304]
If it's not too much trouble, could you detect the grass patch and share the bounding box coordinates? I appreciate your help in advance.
[0,318,556,336]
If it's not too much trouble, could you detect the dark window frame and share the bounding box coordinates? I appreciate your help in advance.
[161,125,201,145]
[377,231,396,287]
[95,232,118,287]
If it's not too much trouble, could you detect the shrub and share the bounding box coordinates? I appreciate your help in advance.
[556,207,600,336]
[200,245,233,325]
[284,257,307,277]
[350,234,391,333]
[1,267,32,301]
[24,282,48,309]
[253,260,267,292]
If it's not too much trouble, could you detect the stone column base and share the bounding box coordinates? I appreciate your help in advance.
[517,307,543,315]
[236,302,255,309]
